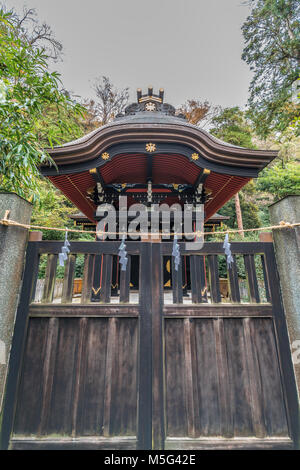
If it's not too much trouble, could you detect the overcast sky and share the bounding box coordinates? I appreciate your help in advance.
[5,0,253,109]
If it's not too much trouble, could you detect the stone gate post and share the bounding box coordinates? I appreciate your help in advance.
[0,192,32,415]
[269,195,300,400]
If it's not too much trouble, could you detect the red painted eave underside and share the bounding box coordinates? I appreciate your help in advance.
[47,154,251,223]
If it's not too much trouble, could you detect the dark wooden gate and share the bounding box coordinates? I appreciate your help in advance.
[1,241,298,450]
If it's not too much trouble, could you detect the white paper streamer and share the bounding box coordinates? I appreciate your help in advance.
[223,233,234,267]
[118,234,128,271]
[59,229,70,267]
[172,235,181,272]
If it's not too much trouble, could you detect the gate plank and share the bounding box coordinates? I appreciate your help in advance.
[47,318,81,435]
[172,256,183,304]
[38,317,59,435]
[214,318,233,437]
[249,318,288,436]
[151,244,164,449]
[42,254,58,303]
[103,317,117,437]
[109,319,138,436]
[243,317,267,438]
[120,255,131,303]
[81,255,94,304]
[208,256,221,303]
[260,255,271,302]
[91,254,103,302]
[244,254,260,303]
[71,317,87,436]
[227,256,240,303]
[165,319,187,437]
[138,244,152,450]
[99,255,113,303]
[101,317,139,438]
[75,318,109,436]
[13,318,49,435]
[194,319,220,436]
[183,319,196,437]
[190,256,202,303]
[223,319,253,436]
[61,254,76,304]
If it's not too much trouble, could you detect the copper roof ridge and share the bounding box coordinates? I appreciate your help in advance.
[51,117,248,152]
[45,122,277,160]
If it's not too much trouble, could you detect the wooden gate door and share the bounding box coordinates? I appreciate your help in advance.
[2,240,153,450]
[158,242,299,450]
[1,240,299,450]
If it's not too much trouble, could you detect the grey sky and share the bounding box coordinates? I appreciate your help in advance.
[5,0,252,109]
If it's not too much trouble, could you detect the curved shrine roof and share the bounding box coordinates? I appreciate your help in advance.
[41,87,278,223]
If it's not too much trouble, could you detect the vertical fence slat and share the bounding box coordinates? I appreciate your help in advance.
[228,255,241,303]
[111,255,119,297]
[100,255,112,303]
[199,256,208,302]
[42,254,58,304]
[30,254,41,303]
[81,254,94,304]
[190,256,202,304]
[91,254,103,302]
[261,255,271,302]
[244,254,260,303]
[120,256,131,303]
[61,254,76,304]
[208,255,221,303]
[172,257,183,304]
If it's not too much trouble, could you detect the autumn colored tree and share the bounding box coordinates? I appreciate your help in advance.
[177,99,220,128]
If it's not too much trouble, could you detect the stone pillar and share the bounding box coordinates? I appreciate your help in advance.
[0,192,32,413]
[269,195,300,399]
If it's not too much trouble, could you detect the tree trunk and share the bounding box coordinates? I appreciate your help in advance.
[235,192,244,238]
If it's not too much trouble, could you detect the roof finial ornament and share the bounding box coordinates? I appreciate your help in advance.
[124,87,178,117]
[137,87,165,104]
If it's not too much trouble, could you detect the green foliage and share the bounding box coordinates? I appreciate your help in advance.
[37,253,85,279]
[0,8,83,201]
[218,193,261,230]
[35,102,87,148]
[209,107,262,228]
[30,178,77,239]
[242,0,300,137]
[210,106,255,148]
[74,254,85,278]
[256,160,300,200]
[30,178,95,240]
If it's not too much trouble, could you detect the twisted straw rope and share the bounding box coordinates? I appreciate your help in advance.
[0,211,299,238]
